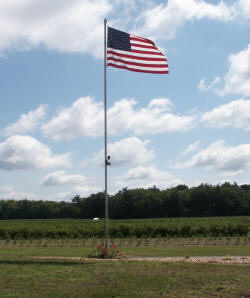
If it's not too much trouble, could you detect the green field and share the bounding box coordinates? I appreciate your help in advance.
[0,254,249,297]
[0,217,250,297]
[1,245,250,258]
[0,216,250,239]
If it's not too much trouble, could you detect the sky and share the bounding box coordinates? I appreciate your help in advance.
[0,0,250,201]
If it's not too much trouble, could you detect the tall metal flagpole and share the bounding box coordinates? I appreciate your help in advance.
[104,19,109,249]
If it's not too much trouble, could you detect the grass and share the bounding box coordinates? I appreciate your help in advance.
[0,217,249,296]
[124,246,250,257]
[1,236,250,258]
[0,245,250,258]
[0,239,249,297]
[0,256,249,297]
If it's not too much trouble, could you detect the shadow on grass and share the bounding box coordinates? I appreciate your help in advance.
[0,258,97,266]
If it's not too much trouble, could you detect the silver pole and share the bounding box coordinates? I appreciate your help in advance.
[104,19,109,249]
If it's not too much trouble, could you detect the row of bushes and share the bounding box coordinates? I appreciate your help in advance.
[110,224,249,237]
[0,223,248,239]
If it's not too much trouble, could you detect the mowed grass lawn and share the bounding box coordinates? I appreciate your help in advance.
[0,246,250,297]
[0,256,250,297]
[0,245,250,257]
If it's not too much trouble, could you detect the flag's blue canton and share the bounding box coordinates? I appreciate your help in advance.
[107,27,131,52]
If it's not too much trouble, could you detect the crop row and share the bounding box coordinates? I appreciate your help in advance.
[0,223,248,239]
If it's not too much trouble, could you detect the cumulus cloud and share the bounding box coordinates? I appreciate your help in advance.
[147,98,173,111]
[219,44,250,97]
[115,165,183,189]
[48,191,75,202]
[3,105,47,136]
[136,0,236,40]
[124,98,194,135]
[0,186,38,200]
[42,96,196,140]
[0,0,111,57]
[173,140,250,173]
[41,96,103,140]
[237,0,250,19]
[40,170,85,186]
[201,99,250,130]
[0,186,13,193]
[73,185,101,196]
[51,184,102,201]
[0,135,71,170]
[0,0,249,58]
[201,44,250,97]
[86,137,154,167]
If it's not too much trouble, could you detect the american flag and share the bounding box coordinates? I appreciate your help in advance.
[107,27,168,74]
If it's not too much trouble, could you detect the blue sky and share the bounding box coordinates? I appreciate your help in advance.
[0,0,250,201]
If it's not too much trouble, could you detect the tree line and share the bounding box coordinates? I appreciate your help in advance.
[0,182,250,220]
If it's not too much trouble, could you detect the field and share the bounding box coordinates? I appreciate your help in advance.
[0,217,250,297]
[0,253,250,297]
[0,216,250,239]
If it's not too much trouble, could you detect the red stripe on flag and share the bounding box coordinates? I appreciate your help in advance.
[130,43,158,50]
[130,36,155,46]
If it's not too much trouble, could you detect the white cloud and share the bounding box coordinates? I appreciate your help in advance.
[48,191,75,202]
[88,137,154,167]
[0,186,38,200]
[198,76,221,92]
[73,185,101,196]
[201,98,250,130]
[0,0,248,58]
[51,184,102,201]
[219,44,250,97]
[148,98,173,111]
[238,0,250,19]
[137,0,236,40]
[97,97,195,135]
[115,165,183,189]
[40,170,85,186]
[42,96,196,140]
[0,186,14,193]
[173,140,250,173]
[0,0,111,57]
[41,96,103,140]
[3,105,47,136]
[0,135,71,170]
[182,140,200,155]
[202,45,250,97]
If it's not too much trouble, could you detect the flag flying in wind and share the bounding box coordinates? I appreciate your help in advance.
[107,27,168,74]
